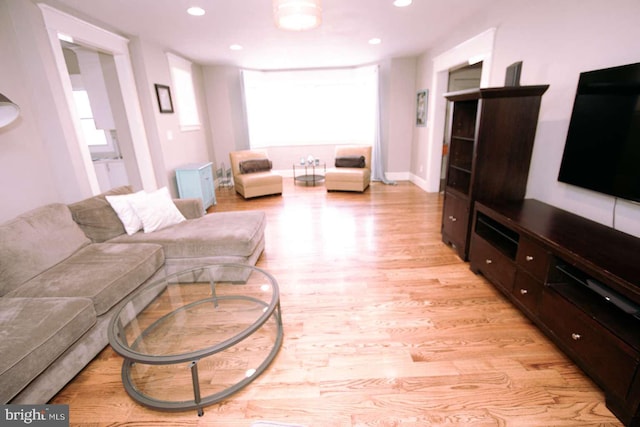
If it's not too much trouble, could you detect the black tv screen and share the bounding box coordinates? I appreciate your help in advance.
[558,62,640,203]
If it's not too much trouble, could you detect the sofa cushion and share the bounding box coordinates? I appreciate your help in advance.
[239,158,272,174]
[335,155,365,168]
[0,297,96,403]
[128,187,186,233]
[68,186,133,242]
[6,243,164,315]
[109,210,266,259]
[105,190,146,235]
[0,204,91,296]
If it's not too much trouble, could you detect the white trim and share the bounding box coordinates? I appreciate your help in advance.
[38,4,157,193]
[409,172,430,192]
[384,172,410,182]
[424,28,496,192]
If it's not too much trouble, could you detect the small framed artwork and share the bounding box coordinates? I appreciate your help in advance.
[416,89,428,127]
[154,84,174,113]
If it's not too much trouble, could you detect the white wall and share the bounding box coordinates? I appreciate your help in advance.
[0,1,216,223]
[129,40,213,197]
[386,57,417,178]
[414,0,640,237]
[203,65,249,170]
[203,61,415,177]
[0,0,61,222]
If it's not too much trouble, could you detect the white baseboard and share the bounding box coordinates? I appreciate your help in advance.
[273,169,439,195]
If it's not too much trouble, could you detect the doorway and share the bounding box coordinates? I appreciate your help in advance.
[39,4,157,195]
[440,62,482,191]
[61,41,130,192]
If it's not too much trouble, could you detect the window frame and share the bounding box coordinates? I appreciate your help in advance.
[166,52,201,131]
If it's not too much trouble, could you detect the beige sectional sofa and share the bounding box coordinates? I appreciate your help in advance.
[0,186,266,404]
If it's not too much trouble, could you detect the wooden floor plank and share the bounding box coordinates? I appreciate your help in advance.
[50,179,622,426]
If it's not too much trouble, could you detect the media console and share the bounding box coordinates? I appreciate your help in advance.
[468,198,640,426]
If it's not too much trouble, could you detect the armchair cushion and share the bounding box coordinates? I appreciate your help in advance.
[239,159,272,174]
[335,155,365,168]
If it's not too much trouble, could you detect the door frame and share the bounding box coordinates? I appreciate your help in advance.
[424,28,495,192]
[39,4,157,194]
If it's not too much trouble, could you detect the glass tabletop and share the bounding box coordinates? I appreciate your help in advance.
[107,264,283,413]
[109,264,280,363]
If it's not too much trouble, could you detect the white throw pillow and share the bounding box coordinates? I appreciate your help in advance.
[105,191,146,235]
[129,187,186,233]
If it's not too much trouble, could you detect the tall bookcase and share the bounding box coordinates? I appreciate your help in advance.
[441,85,549,260]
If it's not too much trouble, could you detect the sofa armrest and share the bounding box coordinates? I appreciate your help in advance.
[173,198,204,219]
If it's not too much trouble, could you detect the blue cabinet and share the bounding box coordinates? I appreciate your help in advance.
[175,162,216,210]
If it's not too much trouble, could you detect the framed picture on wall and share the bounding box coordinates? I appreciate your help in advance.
[416,89,427,127]
[154,84,174,113]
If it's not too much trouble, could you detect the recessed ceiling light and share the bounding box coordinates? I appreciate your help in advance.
[187,6,205,16]
[229,44,243,51]
[369,38,382,45]
[393,0,412,7]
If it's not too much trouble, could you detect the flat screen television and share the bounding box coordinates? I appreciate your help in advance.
[557,62,640,203]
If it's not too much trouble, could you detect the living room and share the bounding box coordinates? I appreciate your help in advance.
[1,0,639,425]
[0,0,638,238]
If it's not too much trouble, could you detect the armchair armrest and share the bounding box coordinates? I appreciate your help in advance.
[173,198,204,219]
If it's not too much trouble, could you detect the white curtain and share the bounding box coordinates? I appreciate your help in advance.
[371,65,395,185]
[242,66,376,147]
[240,65,394,183]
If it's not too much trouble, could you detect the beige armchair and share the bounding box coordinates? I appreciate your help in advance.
[325,145,372,192]
[229,149,283,199]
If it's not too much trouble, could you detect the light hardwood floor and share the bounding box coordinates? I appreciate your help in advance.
[51,180,623,426]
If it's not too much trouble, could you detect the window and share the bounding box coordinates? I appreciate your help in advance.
[166,53,201,130]
[242,65,378,148]
[72,90,108,146]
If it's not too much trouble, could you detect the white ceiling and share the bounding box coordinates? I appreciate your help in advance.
[41,0,498,70]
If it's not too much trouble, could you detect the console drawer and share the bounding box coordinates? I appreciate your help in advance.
[540,288,638,400]
[512,271,543,315]
[516,237,549,282]
[469,234,516,292]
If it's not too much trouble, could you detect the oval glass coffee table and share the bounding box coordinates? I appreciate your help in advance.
[107,264,282,415]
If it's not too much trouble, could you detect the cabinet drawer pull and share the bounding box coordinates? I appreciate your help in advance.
[526,255,534,261]
[485,259,493,264]
[571,333,581,341]
[448,215,457,222]
[519,289,528,295]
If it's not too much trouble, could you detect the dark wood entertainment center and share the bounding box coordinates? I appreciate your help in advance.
[469,199,640,426]
[441,85,640,425]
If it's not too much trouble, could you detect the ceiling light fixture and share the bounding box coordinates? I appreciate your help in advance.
[273,0,322,31]
[229,44,243,51]
[187,6,205,16]
[368,38,382,45]
[393,0,412,7]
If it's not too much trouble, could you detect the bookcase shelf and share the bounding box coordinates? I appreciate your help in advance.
[441,85,548,260]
